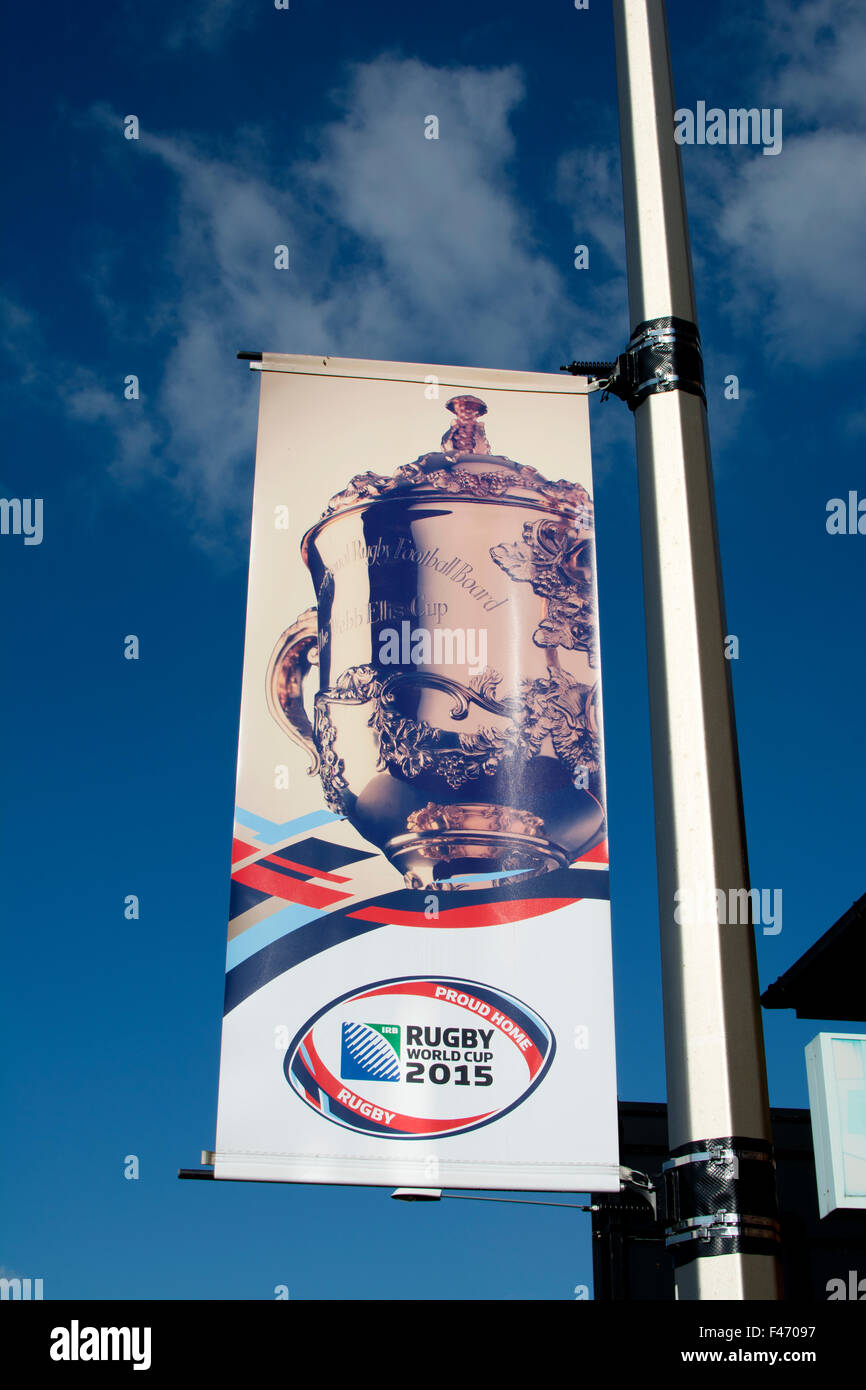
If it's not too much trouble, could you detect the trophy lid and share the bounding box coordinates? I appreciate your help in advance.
[306,394,593,541]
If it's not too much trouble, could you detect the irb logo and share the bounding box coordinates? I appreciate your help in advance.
[341,1022,401,1082]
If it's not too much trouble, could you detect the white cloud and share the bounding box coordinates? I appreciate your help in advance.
[679,1,866,364]
[715,131,866,354]
[55,58,631,546]
[296,58,568,364]
[765,0,866,128]
[64,378,164,487]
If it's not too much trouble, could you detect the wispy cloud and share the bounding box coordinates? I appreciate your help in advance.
[555,145,626,272]
[165,0,251,51]
[682,0,866,363]
[715,130,866,354]
[46,58,630,546]
[31,6,860,550]
[0,295,42,390]
[765,0,866,128]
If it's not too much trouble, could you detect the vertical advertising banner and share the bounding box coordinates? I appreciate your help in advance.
[214,355,620,1191]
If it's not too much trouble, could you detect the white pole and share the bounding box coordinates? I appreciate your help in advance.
[612,0,783,1299]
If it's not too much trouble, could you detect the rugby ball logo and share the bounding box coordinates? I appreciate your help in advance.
[340,1022,401,1083]
[285,976,555,1139]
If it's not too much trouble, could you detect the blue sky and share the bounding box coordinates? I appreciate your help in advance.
[2,0,865,1300]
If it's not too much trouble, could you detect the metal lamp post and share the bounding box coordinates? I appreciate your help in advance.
[611,0,783,1299]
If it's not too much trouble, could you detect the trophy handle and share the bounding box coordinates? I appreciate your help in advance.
[266,609,320,775]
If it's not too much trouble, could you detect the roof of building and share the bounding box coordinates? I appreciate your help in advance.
[761,891,866,1021]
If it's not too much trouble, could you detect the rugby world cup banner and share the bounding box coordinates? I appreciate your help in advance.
[213,355,620,1191]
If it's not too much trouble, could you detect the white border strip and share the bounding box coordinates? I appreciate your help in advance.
[213,1152,621,1192]
[247,352,592,396]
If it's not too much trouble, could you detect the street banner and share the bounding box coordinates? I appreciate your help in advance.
[213,354,620,1190]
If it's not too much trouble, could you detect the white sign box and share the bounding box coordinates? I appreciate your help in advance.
[805,1032,866,1217]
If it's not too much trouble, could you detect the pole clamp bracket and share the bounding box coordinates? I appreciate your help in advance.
[665,1212,781,1246]
[662,1135,781,1267]
[561,315,706,411]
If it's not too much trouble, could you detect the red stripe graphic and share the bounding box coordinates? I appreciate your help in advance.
[573,839,608,865]
[231,838,260,864]
[231,862,352,909]
[348,897,577,929]
[301,1033,493,1135]
[264,856,352,884]
[352,982,544,1076]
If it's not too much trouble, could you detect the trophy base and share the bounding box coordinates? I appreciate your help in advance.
[386,802,571,892]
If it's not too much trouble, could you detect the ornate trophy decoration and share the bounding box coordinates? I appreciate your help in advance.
[267,396,605,890]
[440,394,491,456]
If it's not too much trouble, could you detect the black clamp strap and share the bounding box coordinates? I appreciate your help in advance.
[561,315,706,412]
[662,1136,781,1268]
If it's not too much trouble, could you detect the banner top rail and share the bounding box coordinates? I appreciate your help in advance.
[240,352,594,395]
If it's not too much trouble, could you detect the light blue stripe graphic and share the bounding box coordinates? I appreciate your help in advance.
[234,805,340,845]
[509,992,549,1036]
[226,901,323,970]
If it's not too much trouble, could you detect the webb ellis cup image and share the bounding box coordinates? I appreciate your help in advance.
[266,393,607,892]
